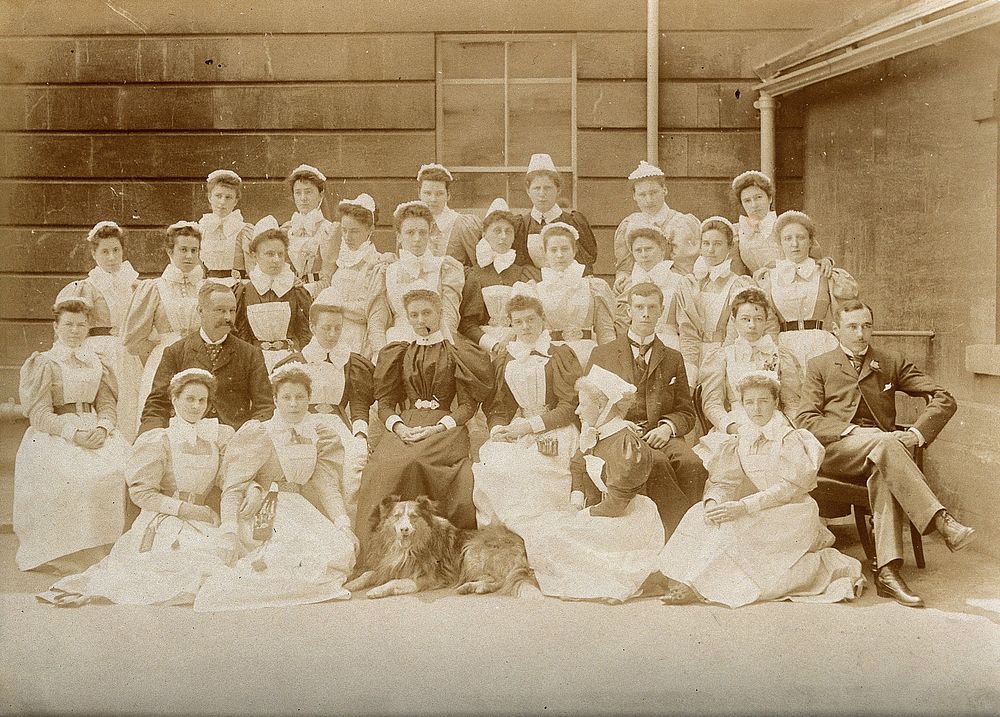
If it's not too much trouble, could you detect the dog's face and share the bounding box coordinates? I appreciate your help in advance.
[377,496,438,545]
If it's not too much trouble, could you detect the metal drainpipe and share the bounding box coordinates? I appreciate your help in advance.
[754,90,777,190]
[647,0,659,164]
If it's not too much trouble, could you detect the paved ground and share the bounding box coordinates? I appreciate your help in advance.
[2,527,999,716]
[2,419,999,715]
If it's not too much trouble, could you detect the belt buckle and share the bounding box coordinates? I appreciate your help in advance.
[75,401,85,414]
[562,328,583,341]
[797,319,805,331]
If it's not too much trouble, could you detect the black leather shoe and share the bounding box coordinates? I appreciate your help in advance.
[875,563,924,608]
[934,511,976,552]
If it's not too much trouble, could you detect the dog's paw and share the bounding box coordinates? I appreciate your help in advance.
[366,579,417,599]
[457,580,491,595]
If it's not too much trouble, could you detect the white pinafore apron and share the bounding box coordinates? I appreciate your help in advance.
[246,301,293,372]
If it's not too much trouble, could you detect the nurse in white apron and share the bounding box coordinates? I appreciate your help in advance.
[122,221,204,434]
[513,222,615,367]
[613,223,685,351]
[675,217,757,385]
[368,201,465,354]
[58,220,142,441]
[39,368,235,606]
[314,193,395,360]
[280,164,338,296]
[474,293,583,530]
[198,169,254,286]
[14,296,129,573]
[234,216,313,372]
[196,365,357,611]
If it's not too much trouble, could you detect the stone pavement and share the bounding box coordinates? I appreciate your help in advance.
[2,527,999,716]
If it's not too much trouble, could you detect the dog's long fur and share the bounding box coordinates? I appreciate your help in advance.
[347,496,463,598]
[456,524,537,596]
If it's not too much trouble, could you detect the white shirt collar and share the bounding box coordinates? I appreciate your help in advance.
[432,206,459,235]
[48,341,99,366]
[530,204,563,224]
[398,249,440,279]
[249,265,296,298]
[506,330,552,361]
[169,416,219,447]
[475,238,517,273]
[88,261,139,288]
[738,412,791,446]
[840,343,869,360]
[302,337,349,365]
[693,256,733,282]
[162,263,204,285]
[776,257,818,282]
[540,261,585,284]
[415,330,446,346]
[267,413,319,443]
[627,330,655,347]
[199,329,227,346]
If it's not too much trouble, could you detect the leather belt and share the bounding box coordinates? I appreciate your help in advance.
[301,272,320,283]
[260,339,293,351]
[54,402,94,415]
[274,482,302,493]
[550,329,593,341]
[88,327,114,337]
[779,319,823,332]
[174,490,208,506]
[206,269,233,278]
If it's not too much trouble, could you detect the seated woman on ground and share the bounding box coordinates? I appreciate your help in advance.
[658,371,863,608]
[473,293,582,530]
[194,365,357,611]
[40,369,234,607]
[14,296,130,574]
[513,365,664,604]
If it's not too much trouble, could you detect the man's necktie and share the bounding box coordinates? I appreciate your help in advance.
[206,343,223,369]
[847,353,863,374]
[630,339,652,380]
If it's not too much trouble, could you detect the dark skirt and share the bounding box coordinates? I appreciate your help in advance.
[355,407,476,550]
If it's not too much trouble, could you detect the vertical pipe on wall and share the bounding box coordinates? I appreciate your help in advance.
[646,0,659,164]
[755,90,777,192]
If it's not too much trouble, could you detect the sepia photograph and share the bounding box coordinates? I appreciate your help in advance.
[0,0,998,714]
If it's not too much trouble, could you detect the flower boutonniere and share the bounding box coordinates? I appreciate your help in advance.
[869,359,881,372]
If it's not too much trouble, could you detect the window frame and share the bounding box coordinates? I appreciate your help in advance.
[435,33,578,208]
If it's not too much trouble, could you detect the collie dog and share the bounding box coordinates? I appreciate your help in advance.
[346,496,463,599]
[456,524,539,597]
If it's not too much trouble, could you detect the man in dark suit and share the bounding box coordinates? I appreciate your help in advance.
[796,300,973,608]
[588,282,707,533]
[139,281,274,434]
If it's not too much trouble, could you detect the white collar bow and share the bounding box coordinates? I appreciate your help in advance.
[336,240,374,269]
[693,256,732,282]
[630,260,675,287]
[200,210,244,238]
[249,265,296,298]
[776,257,818,283]
[734,334,778,363]
[475,238,517,273]
[398,249,439,280]
[738,413,791,446]
[162,263,203,285]
[48,341,99,367]
[541,261,585,285]
[506,331,552,361]
[290,207,325,235]
[169,417,219,447]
